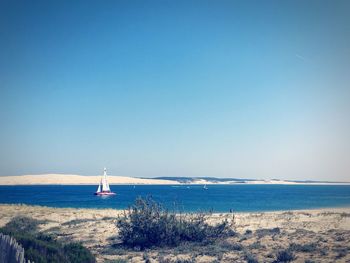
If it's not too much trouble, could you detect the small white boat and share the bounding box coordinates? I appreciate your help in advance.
[94,168,116,196]
[203,184,208,190]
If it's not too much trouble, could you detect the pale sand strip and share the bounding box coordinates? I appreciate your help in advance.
[0,174,179,185]
[1,174,349,185]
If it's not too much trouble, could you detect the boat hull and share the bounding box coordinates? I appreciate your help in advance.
[94,191,116,196]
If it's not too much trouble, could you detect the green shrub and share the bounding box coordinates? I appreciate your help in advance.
[2,216,42,234]
[64,243,96,263]
[274,249,295,262]
[245,252,259,263]
[245,229,253,235]
[117,197,235,249]
[0,216,95,263]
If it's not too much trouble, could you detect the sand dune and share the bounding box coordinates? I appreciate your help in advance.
[0,174,179,185]
[0,174,349,185]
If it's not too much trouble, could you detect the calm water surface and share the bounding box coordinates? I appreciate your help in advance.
[0,185,349,212]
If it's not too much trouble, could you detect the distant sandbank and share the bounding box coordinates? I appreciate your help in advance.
[0,174,180,185]
[0,174,350,186]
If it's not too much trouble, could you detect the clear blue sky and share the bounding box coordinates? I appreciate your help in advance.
[0,0,349,180]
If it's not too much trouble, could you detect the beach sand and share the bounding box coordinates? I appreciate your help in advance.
[0,204,349,262]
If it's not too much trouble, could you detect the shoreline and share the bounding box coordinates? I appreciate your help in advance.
[1,182,350,186]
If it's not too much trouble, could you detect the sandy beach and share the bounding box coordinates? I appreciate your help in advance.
[0,204,349,262]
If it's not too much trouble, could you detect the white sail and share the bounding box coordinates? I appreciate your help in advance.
[96,179,102,193]
[101,168,110,192]
[105,179,111,191]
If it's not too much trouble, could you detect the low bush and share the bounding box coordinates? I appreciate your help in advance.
[248,241,264,250]
[256,227,280,238]
[117,197,235,249]
[334,247,348,259]
[0,216,95,263]
[245,229,253,235]
[64,243,96,263]
[220,240,243,251]
[274,249,295,262]
[289,242,317,253]
[3,216,43,234]
[245,252,259,263]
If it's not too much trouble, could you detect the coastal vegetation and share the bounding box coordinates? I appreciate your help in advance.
[0,204,349,262]
[0,233,26,263]
[117,197,235,249]
[274,249,295,262]
[0,216,95,263]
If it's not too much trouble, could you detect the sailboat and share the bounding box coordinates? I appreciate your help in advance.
[203,184,208,190]
[94,168,116,196]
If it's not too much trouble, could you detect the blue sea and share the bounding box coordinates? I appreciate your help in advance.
[0,185,349,212]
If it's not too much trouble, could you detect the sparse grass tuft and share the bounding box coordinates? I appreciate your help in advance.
[220,240,243,251]
[340,212,350,218]
[256,227,280,238]
[3,216,44,233]
[289,242,317,252]
[62,218,96,226]
[249,241,264,250]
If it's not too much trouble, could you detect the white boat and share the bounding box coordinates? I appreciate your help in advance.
[203,184,208,190]
[94,168,116,196]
